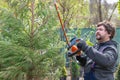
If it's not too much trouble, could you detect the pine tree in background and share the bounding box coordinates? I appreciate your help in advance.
[0,0,66,80]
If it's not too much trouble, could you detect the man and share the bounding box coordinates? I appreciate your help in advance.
[74,20,118,80]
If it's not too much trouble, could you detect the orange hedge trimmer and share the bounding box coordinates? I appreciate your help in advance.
[54,0,81,57]
[54,0,70,46]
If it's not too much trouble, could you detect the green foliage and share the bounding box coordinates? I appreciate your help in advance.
[71,62,80,77]
[0,41,64,80]
[118,1,120,14]
[115,65,120,80]
[60,66,67,77]
[0,0,66,80]
[0,11,24,41]
[0,0,93,80]
[86,39,94,46]
[58,0,90,28]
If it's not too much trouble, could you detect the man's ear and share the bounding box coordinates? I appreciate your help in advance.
[108,33,112,38]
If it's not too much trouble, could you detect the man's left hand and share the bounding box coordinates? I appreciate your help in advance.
[77,39,88,52]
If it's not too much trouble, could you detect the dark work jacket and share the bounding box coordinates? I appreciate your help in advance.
[76,40,118,80]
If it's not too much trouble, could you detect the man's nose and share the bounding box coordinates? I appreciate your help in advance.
[95,30,99,34]
[96,30,98,33]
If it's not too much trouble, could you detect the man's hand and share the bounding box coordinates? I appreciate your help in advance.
[77,39,88,52]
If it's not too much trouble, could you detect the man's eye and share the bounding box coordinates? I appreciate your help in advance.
[97,28,104,31]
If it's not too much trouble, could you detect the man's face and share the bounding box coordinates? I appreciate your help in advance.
[95,25,110,42]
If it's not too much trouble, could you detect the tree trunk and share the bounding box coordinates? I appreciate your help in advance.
[89,0,99,24]
[98,0,102,22]
[26,74,33,80]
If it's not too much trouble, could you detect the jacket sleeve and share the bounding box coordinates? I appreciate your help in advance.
[85,46,118,67]
[76,55,87,66]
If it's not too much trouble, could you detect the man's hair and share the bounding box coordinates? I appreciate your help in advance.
[97,20,116,39]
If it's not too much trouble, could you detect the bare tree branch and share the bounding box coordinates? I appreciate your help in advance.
[108,3,118,21]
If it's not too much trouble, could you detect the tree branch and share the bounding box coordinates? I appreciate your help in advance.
[108,3,118,21]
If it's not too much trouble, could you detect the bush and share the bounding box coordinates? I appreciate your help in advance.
[115,65,120,80]
[71,61,80,80]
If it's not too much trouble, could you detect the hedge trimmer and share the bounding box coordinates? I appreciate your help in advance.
[54,0,81,57]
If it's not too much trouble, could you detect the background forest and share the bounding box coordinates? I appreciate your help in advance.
[0,0,120,80]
